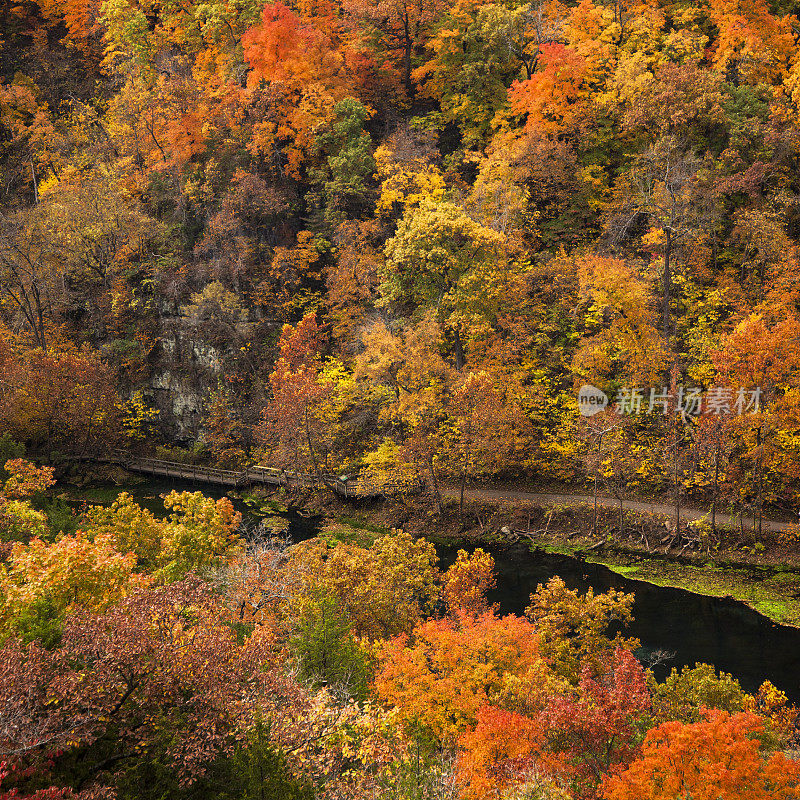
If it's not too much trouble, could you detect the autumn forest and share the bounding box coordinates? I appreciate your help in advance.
[3,0,800,794]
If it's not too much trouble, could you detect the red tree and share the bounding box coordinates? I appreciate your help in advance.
[537,649,651,798]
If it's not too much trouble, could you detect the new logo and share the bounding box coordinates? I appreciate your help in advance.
[577,384,608,416]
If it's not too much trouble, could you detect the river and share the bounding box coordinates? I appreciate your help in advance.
[69,478,800,702]
[474,542,800,701]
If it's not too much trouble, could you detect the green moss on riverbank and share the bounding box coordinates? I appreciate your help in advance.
[523,527,800,627]
[584,553,800,627]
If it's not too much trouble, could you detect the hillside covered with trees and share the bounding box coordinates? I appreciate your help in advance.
[2,0,800,524]
[4,0,800,796]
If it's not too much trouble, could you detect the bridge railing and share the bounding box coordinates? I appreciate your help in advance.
[106,452,422,498]
[246,465,285,483]
[124,456,244,484]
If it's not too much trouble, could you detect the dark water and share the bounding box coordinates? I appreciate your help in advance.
[71,479,800,701]
[476,542,800,701]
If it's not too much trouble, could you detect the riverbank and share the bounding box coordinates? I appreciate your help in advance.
[532,536,800,627]
[52,473,800,701]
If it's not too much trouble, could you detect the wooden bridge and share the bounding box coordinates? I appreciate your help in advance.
[96,452,416,499]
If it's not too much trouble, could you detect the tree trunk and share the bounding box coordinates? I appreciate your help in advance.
[453,328,465,371]
[662,228,672,336]
[306,408,338,500]
[711,442,720,536]
[403,48,413,98]
[30,159,39,204]
[674,443,680,538]
[756,425,764,540]
[428,457,443,514]
[401,17,414,99]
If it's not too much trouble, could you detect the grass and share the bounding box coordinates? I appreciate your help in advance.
[584,553,800,627]
[319,522,379,547]
[604,564,640,577]
[68,486,127,504]
[534,540,582,556]
[752,599,794,620]
[335,515,392,535]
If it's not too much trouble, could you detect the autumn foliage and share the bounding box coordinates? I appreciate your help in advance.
[4,0,800,794]
[603,709,800,800]
[4,0,800,532]
[0,467,793,800]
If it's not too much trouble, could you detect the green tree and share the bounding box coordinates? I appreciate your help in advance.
[0,434,24,479]
[291,591,370,698]
[417,1,553,147]
[652,663,748,723]
[313,98,377,227]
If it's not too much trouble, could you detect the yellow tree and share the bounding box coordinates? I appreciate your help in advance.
[82,491,164,569]
[34,170,158,290]
[373,125,446,215]
[0,459,55,544]
[157,491,242,582]
[572,254,668,386]
[607,135,710,336]
[0,531,148,643]
[356,438,420,495]
[382,197,507,369]
[355,313,453,509]
[285,529,439,640]
[525,577,638,683]
[82,490,242,580]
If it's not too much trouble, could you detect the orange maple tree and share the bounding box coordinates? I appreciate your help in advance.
[456,705,541,800]
[374,611,556,745]
[602,708,800,800]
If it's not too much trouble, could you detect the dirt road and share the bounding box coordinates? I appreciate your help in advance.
[440,486,796,534]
